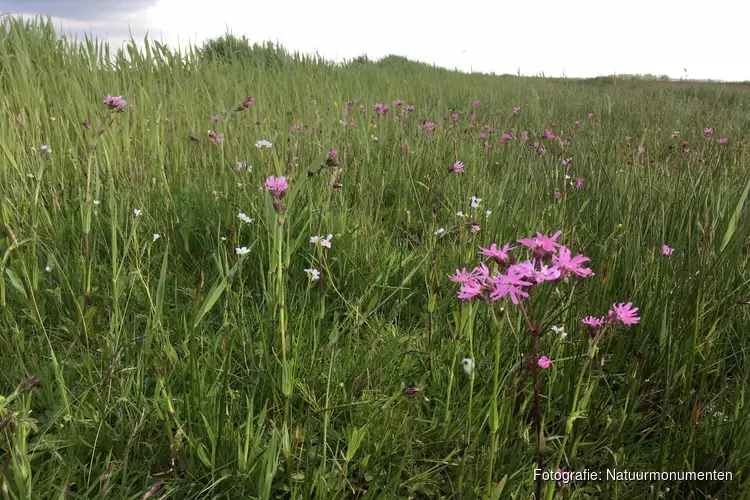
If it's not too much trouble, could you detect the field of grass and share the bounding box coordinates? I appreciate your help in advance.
[1,15,750,499]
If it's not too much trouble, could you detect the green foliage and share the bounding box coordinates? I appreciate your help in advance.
[0,14,749,500]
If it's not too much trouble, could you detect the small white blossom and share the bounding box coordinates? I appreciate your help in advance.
[255,139,273,149]
[45,266,51,272]
[551,325,567,339]
[461,358,474,376]
[339,120,347,125]
[470,196,482,208]
[311,234,333,248]
[304,268,321,281]
[236,247,250,255]
[153,233,160,242]
[93,200,101,205]
[152,177,156,184]
[435,228,445,235]
[26,173,35,178]
[39,144,51,154]
[485,210,492,217]
[371,135,378,141]
[456,211,465,218]
[220,236,227,242]
[133,209,142,217]
[238,212,254,224]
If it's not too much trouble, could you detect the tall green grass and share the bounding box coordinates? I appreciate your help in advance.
[1,14,749,499]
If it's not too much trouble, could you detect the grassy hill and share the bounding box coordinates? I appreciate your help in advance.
[1,15,749,499]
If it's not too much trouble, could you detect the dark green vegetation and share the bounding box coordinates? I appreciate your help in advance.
[1,15,749,499]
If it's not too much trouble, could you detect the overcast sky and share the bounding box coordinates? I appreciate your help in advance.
[1,0,747,81]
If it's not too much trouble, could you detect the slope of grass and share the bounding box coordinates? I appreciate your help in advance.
[1,15,749,499]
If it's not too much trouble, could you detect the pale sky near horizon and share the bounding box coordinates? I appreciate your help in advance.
[1,0,747,81]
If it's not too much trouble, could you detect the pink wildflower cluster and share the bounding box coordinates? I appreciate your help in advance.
[423,121,436,132]
[373,103,390,116]
[103,94,126,110]
[580,302,640,338]
[265,175,289,212]
[449,231,595,305]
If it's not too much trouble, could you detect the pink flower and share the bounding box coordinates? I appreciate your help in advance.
[328,149,338,160]
[449,268,474,283]
[518,231,563,259]
[430,91,437,96]
[103,94,126,109]
[208,130,224,145]
[537,356,552,369]
[374,103,389,115]
[451,160,464,173]
[554,191,563,200]
[559,139,569,149]
[534,265,561,283]
[489,269,533,305]
[210,115,218,123]
[480,131,487,139]
[562,158,573,167]
[479,243,515,265]
[718,138,727,144]
[472,100,480,107]
[470,113,477,121]
[513,107,521,116]
[403,385,420,395]
[537,146,546,155]
[552,246,594,278]
[392,99,404,107]
[624,135,632,142]
[662,244,674,256]
[243,96,255,108]
[498,133,512,144]
[470,223,481,234]
[423,121,436,132]
[264,175,288,199]
[544,129,556,139]
[451,113,460,122]
[521,130,528,141]
[581,316,605,328]
[608,302,640,325]
[575,178,584,189]
[405,105,415,112]
[458,279,483,300]
[587,113,596,119]
[703,127,712,136]
[637,147,645,154]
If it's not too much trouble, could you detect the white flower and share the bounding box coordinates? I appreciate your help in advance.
[45,266,51,272]
[339,120,347,125]
[311,234,333,248]
[39,144,51,154]
[133,209,142,217]
[152,177,156,184]
[485,210,492,217]
[26,173,35,178]
[371,135,378,141]
[50,117,56,121]
[304,268,321,281]
[435,228,445,235]
[93,200,101,205]
[236,247,250,255]
[153,233,160,242]
[551,325,567,339]
[461,358,474,376]
[470,196,482,208]
[237,161,252,172]
[238,212,254,224]
[255,139,273,149]
[220,236,227,242]
[456,211,465,218]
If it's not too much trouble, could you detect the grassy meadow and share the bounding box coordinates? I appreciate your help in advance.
[2,15,750,499]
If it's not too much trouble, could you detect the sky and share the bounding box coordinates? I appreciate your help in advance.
[1,0,747,81]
